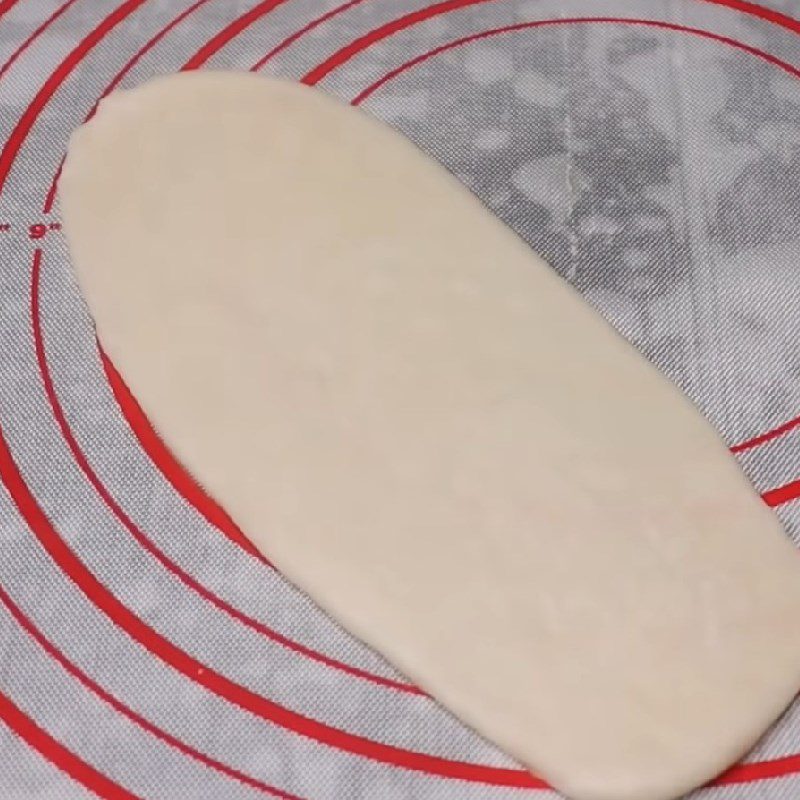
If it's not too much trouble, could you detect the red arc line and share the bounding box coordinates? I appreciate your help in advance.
[302,0,487,85]
[0,688,144,800]
[12,0,800,207]
[39,0,263,554]
[7,0,800,791]
[0,583,304,799]
[9,247,800,790]
[26,0,421,702]
[0,0,148,196]
[0,307,546,789]
[718,754,800,787]
[731,414,800,454]
[303,0,800,84]
[26,0,427,740]
[763,479,800,508]
[0,0,80,82]
[345,18,800,521]
[703,0,800,35]
[182,0,289,70]
[350,17,800,104]
[31,254,419,693]
[43,0,214,214]
[250,0,366,72]
[0,0,21,22]
[28,0,800,567]
[100,350,267,561]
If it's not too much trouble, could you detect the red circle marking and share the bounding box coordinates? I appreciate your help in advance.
[8,0,800,204]
[99,347,267,561]
[32,259,421,693]
[0,688,144,800]
[300,0,800,85]
[41,8,799,706]
[42,0,215,214]
[732,414,800,453]
[6,255,546,788]
[101,359,265,560]
[182,0,290,70]
[45,0,296,212]
[1,2,419,792]
[351,16,800,104]
[308,11,800,789]
[250,0,366,72]
[0,0,22,22]
[7,0,800,793]
[32,0,423,691]
[342,16,800,511]
[0,582,304,798]
[0,0,148,195]
[0,0,80,82]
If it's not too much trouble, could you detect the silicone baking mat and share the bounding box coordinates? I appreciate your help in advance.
[2,0,800,797]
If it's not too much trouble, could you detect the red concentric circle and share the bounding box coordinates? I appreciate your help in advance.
[3,2,800,798]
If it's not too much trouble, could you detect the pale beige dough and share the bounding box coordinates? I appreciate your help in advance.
[60,72,800,800]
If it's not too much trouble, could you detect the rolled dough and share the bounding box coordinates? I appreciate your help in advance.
[60,72,800,800]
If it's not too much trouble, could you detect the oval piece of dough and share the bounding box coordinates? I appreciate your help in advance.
[60,72,800,800]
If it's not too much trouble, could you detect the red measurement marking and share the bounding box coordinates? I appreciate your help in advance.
[0,582,306,799]
[762,479,800,508]
[0,222,10,233]
[351,17,800,104]
[0,0,81,83]
[0,0,21,21]
[182,0,287,69]
[43,0,214,214]
[30,252,420,695]
[1,304,544,790]
[100,351,271,564]
[731,414,800,453]
[0,688,144,800]
[251,0,365,71]
[0,0,148,197]
[28,222,61,240]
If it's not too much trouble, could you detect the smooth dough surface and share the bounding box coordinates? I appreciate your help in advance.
[60,72,800,800]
